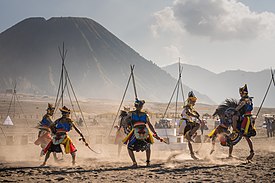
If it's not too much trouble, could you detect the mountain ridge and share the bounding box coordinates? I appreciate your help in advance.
[0,17,215,104]
[162,63,275,107]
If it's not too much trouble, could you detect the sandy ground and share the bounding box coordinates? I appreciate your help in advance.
[0,138,275,182]
[0,95,275,182]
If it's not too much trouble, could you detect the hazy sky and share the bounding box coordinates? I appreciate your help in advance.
[1,0,275,73]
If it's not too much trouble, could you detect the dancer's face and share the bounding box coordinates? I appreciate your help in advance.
[62,113,70,117]
[48,109,54,116]
[135,105,143,111]
[240,92,247,97]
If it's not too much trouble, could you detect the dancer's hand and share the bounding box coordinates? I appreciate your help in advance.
[80,137,89,146]
[79,136,86,143]
[153,133,168,144]
[159,138,168,144]
[153,133,163,141]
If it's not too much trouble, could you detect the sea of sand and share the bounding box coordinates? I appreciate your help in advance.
[0,94,275,182]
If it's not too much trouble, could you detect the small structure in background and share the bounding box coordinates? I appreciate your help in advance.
[155,118,172,129]
[4,80,29,127]
[3,116,14,126]
[155,118,185,150]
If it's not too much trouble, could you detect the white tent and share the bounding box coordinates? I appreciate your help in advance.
[3,116,14,126]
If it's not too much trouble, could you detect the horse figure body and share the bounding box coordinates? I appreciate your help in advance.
[114,109,131,157]
[209,99,256,160]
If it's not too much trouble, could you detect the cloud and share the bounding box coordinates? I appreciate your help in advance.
[162,44,192,65]
[151,0,275,41]
[150,7,184,38]
[163,45,181,59]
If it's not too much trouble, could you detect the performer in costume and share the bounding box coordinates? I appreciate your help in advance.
[114,107,131,157]
[180,91,201,159]
[41,106,85,166]
[232,84,255,160]
[34,103,58,159]
[123,99,162,167]
[232,84,254,134]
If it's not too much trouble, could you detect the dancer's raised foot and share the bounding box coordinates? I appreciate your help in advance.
[191,153,199,160]
[246,150,254,160]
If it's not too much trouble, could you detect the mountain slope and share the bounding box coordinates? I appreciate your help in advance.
[0,17,214,104]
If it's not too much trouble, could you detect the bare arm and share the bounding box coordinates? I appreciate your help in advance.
[147,120,157,135]
[146,115,162,141]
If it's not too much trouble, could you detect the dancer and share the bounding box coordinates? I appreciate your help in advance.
[181,91,201,159]
[34,103,58,160]
[41,106,85,166]
[232,84,256,160]
[123,99,163,167]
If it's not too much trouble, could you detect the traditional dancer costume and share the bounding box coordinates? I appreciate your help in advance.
[122,99,161,167]
[42,106,85,166]
[236,84,256,137]
[181,91,200,159]
[230,84,256,160]
[181,91,200,140]
[123,100,154,152]
[34,103,55,156]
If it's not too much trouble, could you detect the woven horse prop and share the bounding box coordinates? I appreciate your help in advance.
[208,99,256,160]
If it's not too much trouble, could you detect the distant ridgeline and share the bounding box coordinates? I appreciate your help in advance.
[0,17,214,104]
[163,63,275,107]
